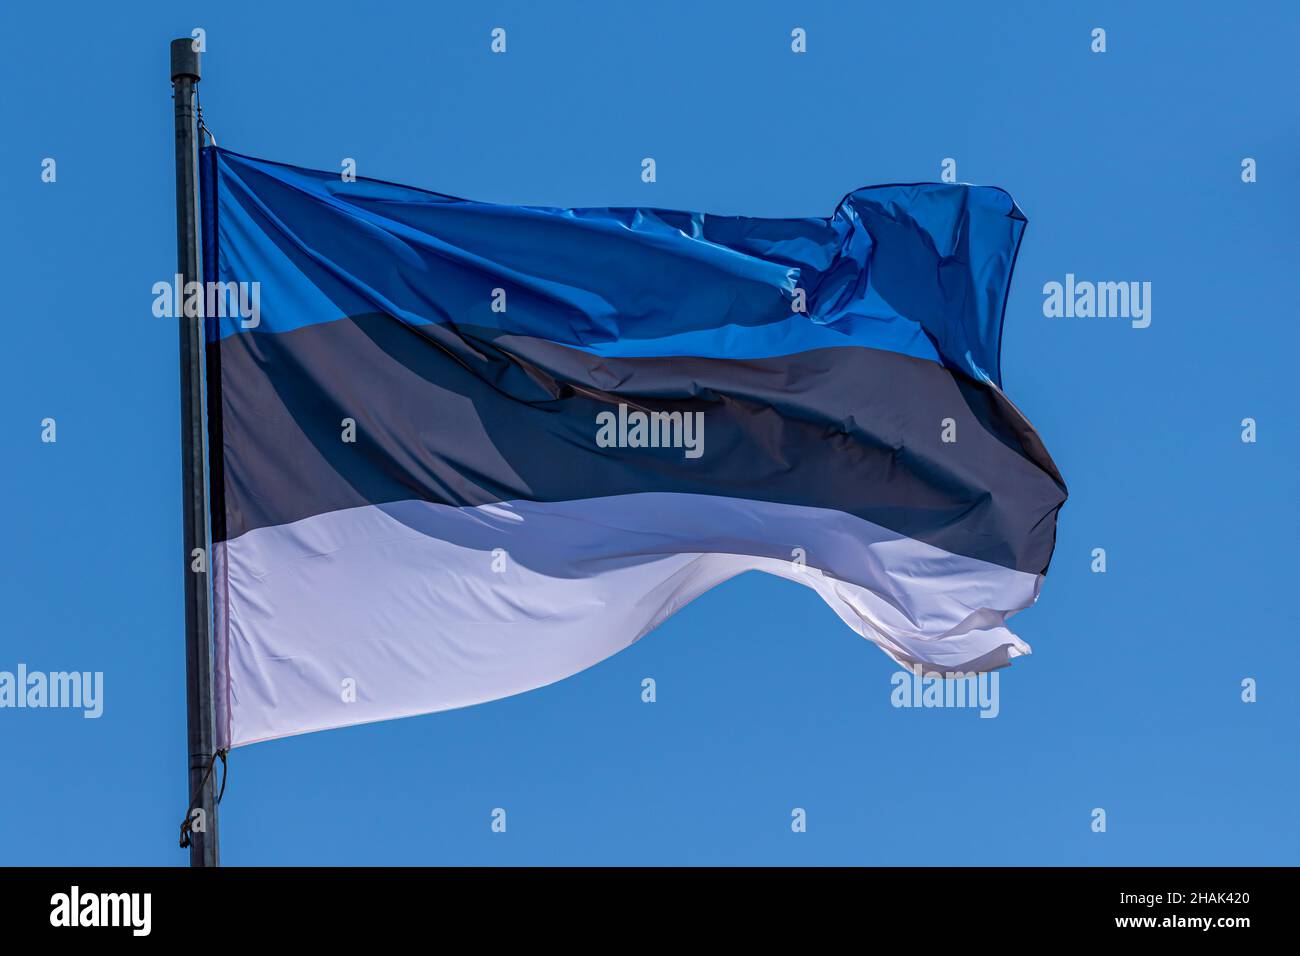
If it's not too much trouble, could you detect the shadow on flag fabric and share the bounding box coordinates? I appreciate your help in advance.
[199,147,1067,748]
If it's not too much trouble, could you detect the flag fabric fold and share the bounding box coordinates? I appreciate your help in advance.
[200,147,1066,748]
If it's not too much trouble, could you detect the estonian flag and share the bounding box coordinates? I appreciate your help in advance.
[200,148,1067,748]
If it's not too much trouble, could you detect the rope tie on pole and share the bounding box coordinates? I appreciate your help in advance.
[196,91,218,146]
[178,749,228,848]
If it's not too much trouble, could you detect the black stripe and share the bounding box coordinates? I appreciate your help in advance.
[214,314,1066,573]
[201,147,228,546]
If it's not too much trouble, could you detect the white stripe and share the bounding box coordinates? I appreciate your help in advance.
[213,493,1042,748]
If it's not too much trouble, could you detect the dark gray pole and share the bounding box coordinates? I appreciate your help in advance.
[171,37,220,867]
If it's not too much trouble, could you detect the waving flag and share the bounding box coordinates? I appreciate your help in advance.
[200,148,1066,748]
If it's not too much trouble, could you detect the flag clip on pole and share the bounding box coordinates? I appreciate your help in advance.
[171,37,221,867]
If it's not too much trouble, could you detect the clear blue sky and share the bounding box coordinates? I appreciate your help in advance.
[1,1,1296,865]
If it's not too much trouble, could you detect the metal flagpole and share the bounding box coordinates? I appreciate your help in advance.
[171,36,220,867]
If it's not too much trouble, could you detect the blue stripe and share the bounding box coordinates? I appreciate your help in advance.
[204,147,1025,385]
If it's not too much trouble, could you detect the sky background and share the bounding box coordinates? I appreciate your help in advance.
[1,1,1297,865]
